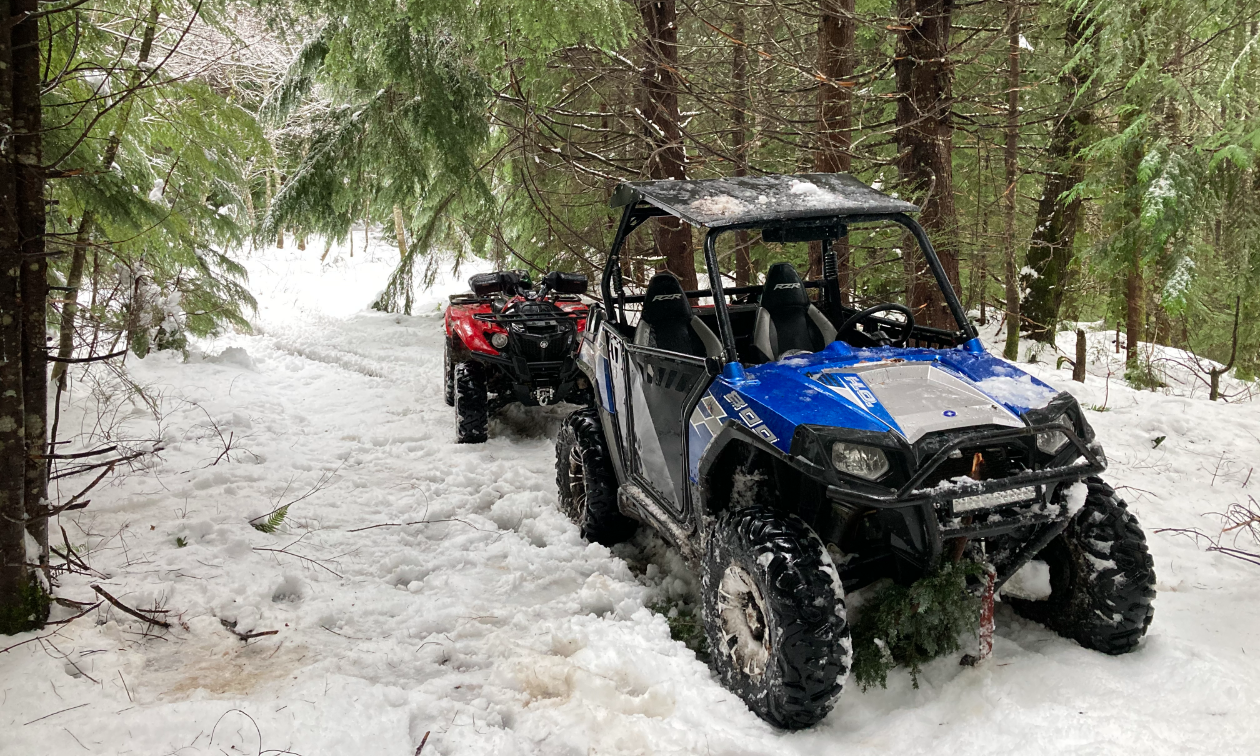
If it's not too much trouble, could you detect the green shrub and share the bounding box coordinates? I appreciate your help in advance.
[850,560,983,690]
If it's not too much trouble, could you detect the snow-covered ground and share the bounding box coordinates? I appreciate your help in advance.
[3,240,1259,755]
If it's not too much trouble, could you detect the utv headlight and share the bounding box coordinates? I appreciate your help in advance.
[1035,419,1071,455]
[831,442,890,481]
[490,332,509,349]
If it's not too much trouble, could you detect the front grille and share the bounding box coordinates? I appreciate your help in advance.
[517,335,569,362]
[915,439,1032,491]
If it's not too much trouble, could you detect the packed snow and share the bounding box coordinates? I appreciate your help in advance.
[2,241,1259,756]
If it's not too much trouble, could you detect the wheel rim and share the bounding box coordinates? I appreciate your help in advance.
[567,444,588,518]
[717,564,772,678]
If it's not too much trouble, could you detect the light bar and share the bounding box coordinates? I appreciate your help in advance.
[952,486,1038,514]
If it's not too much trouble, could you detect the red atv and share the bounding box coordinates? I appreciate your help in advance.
[444,270,592,443]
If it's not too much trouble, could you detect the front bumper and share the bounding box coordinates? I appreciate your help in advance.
[824,423,1105,575]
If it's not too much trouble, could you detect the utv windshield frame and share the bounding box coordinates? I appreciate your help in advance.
[601,174,978,367]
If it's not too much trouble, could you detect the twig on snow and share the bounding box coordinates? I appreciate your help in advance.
[23,703,90,726]
[348,518,496,534]
[90,584,171,629]
[252,547,343,578]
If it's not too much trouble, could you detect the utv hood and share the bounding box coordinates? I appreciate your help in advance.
[726,345,1061,448]
[809,361,1024,442]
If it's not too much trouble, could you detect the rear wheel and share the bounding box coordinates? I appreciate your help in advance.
[701,502,850,730]
[454,361,488,444]
[555,408,636,545]
[1007,477,1156,654]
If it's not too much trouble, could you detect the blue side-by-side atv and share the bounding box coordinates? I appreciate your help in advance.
[554,173,1156,729]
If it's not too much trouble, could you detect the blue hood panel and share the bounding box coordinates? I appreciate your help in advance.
[686,341,1060,483]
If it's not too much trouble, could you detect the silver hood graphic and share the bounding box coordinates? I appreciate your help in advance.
[819,362,1024,443]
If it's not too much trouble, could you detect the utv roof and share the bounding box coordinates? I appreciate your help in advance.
[609,173,919,229]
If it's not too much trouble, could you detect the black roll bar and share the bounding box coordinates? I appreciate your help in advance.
[601,207,977,361]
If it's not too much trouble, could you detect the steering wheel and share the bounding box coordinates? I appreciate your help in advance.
[837,303,916,347]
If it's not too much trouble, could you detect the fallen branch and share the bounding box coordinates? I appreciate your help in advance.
[219,618,280,642]
[45,349,128,364]
[35,445,118,460]
[50,449,154,481]
[45,601,102,626]
[90,584,171,628]
[46,464,116,517]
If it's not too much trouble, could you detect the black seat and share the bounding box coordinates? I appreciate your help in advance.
[752,262,837,361]
[634,272,723,359]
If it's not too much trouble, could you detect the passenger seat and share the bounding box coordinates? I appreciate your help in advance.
[753,262,837,361]
[634,273,723,359]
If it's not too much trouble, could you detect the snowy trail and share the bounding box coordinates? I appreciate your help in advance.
[3,245,1259,756]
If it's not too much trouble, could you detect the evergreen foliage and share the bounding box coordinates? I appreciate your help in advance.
[247,0,1260,388]
[0,577,51,636]
[250,503,291,534]
[851,560,984,691]
[42,2,270,354]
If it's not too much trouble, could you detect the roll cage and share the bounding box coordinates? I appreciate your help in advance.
[599,174,979,371]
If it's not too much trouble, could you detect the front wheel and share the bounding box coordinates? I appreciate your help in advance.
[1008,477,1156,654]
[554,407,636,545]
[701,504,851,730]
[443,340,457,407]
[454,361,488,444]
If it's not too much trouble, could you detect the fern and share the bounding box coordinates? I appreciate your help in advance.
[251,504,291,534]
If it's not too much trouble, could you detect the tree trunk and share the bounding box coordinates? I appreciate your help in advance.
[637,0,695,289]
[14,0,47,570]
[809,0,855,300]
[1125,251,1143,366]
[732,8,753,286]
[1,0,38,633]
[1021,5,1094,342]
[1073,329,1087,382]
[50,0,159,383]
[393,204,409,260]
[895,0,960,329]
[1001,0,1021,361]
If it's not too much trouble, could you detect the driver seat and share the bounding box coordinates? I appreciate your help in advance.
[635,272,723,359]
[753,263,837,361]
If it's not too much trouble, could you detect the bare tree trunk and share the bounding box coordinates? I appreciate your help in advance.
[895,0,960,329]
[1073,329,1087,382]
[14,0,47,570]
[1002,0,1022,361]
[810,0,854,298]
[732,8,753,286]
[637,0,695,289]
[1021,5,1094,342]
[50,0,159,384]
[1,0,39,633]
[393,204,409,260]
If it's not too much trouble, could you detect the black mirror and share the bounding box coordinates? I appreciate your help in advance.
[762,221,846,244]
[469,272,503,297]
[544,271,588,295]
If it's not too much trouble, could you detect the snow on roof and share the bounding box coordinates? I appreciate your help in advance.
[610,173,919,228]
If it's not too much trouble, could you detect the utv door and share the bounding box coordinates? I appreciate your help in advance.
[624,345,711,515]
